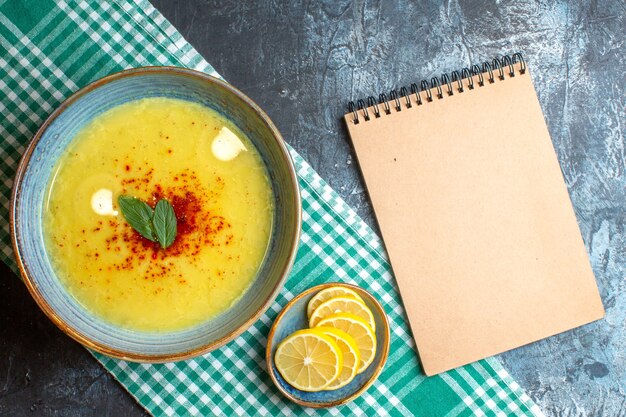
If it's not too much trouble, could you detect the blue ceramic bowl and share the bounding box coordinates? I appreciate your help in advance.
[266,283,390,408]
[10,67,301,362]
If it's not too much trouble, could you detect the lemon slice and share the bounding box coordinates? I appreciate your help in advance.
[307,286,365,319]
[316,327,361,390]
[274,329,343,392]
[316,313,376,373]
[309,296,376,331]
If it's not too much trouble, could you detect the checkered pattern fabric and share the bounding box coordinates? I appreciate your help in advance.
[0,1,546,416]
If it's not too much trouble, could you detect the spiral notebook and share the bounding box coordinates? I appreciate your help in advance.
[344,54,604,376]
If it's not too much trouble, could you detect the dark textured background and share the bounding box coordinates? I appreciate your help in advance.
[1,0,624,416]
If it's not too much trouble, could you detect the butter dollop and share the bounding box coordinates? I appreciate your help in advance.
[91,188,118,216]
[211,126,247,161]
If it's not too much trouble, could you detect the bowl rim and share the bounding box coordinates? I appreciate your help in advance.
[10,66,302,362]
[265,282,391,408]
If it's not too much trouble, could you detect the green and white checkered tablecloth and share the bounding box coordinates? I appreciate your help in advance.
[0,1,546,416]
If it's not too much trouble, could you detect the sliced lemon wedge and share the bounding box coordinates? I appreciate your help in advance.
[274,329,343,392]
[307,286,365,319]
[315,313,376,373]
[309,296,376,331]
[316,327,361,389]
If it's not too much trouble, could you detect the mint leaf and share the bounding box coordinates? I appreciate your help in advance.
[153,199,177,249]
[118,195,157,242]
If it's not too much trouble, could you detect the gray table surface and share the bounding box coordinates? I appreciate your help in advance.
[1,1,624,416]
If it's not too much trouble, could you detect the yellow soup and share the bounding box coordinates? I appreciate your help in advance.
[44,97,274,332]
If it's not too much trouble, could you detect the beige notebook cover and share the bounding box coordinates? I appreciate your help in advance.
[344,56,604,376]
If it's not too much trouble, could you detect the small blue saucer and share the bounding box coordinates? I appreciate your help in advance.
[266,282,390,408]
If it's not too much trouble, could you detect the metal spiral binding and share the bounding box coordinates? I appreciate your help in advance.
[347,52,526,124]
